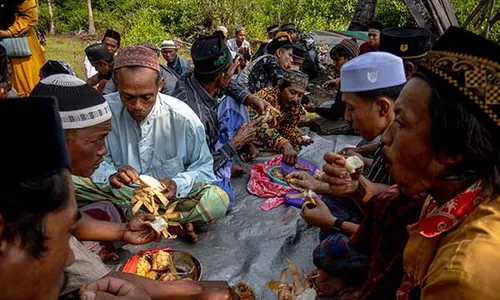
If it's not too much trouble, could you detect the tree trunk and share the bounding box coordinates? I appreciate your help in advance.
[87,0,96,35]
[348,0,378,31]
[47,0,56,35]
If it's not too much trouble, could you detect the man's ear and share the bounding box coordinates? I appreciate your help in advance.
[404,61,416,79]
[157,76,164,93]
[0,215,7,253]
[375,97,393,117]
[275,49,282,59]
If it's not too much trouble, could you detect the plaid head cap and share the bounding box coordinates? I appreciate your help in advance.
[418,26,500,127]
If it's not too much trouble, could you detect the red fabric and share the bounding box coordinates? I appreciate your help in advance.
[419,180,485,238]
[247,155,293,211]
[359,42,379,55]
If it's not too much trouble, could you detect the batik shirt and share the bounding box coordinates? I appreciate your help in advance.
[91,92,216,198]
[248,87,305,151]
[172,71,251,172]
[237,54,285,93]
[350,185,423,300]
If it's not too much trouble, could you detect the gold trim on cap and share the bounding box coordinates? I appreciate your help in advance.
[421,50,500,126]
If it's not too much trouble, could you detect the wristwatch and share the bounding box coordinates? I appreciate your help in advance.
[332,218,346,232]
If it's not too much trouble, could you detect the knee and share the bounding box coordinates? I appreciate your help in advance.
[203,185,230,221]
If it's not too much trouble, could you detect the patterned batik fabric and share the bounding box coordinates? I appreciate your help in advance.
[350,185,423,300]
[237,54,285,93]
[248,87,305,151]
[313,233,370,274]
[72,176,229,225]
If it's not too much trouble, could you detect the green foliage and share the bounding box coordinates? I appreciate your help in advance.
[37,0,500,44]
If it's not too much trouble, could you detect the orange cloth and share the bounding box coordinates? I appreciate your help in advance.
[8,0,46,97]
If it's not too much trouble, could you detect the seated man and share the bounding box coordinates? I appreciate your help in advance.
[161,40,191,76]
[86,45,229,237]
[305,39,359,121]
[249,69,313,165]
[279,23,318,77]
[85,43,114,94]
[291,43,308,70]
[172,34,267,210]
[289,52,416,298]
[322,27,500,300]
[252,24,280,60]
[0,96,232,300]
[85,29,121,79]
[359,28,380,54]
[340,26,431,159]
[237,32,294,93]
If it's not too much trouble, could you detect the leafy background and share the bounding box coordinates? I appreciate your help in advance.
[38,0,500,45]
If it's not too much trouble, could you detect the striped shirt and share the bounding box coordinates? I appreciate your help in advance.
[367,142,394,185]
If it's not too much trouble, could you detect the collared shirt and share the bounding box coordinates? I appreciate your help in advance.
[172,71,245,171]
[367,142,394,185]
[237,54,285,93]
[167,56,191,76]
[92,92,216,198]
[398,181,500,300]
[350,185,423,300]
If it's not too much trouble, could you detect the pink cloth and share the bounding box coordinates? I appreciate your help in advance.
[247,155,293,211]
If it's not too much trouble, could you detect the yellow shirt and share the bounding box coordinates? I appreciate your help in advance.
[401,189,500,300]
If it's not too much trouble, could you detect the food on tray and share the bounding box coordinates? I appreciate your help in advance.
[135,250,193,281]
[146,271,158,280]
[136,256,151,277]
[151,250,176,273]
[271,167,285,181]
[345,156,364,174]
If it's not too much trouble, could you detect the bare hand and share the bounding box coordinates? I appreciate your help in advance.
[303,103,315,112]
[296,136,314,146]
[301,197,336,229]
[246,95,269,115]
[281,142,298,165]
[159,178,177,199]
[0,30,12,38]
[231,122,258,150]
[286,171,329,194]
[322,152,359,197]
[110,166,140,189]
[82,277,151,300]
[338,147,361,157]
[123,213,160,245]
[199,281,234,300]
[321,78,340,90]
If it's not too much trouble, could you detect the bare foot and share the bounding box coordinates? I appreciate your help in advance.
[231,164,247,177]
[306,268,348,297]
[169,223,199,242]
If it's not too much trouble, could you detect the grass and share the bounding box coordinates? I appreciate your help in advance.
[44,35,87,79]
